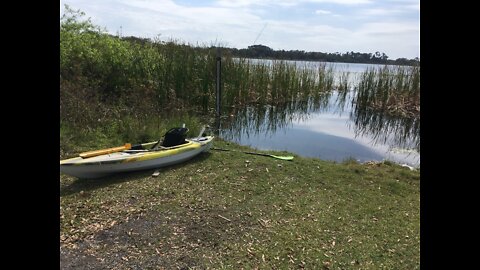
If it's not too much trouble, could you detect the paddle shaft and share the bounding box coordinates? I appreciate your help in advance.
[79,142,157,158]
[211,147,293,160]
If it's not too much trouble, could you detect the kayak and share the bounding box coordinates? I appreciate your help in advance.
[60,136,214,179]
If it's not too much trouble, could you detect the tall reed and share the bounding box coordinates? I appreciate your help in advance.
[60,6,354,146]
[354,65,420,118]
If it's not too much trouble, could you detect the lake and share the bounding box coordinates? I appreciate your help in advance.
[217,61,420,167]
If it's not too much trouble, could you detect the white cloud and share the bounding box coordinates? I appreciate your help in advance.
[215,0,264,7]
[122,0,260,26]
[262,20,418,59]
[361,8,401,16]
[349,22,419,59]
[86,0,262,43]
[383,0,419,11]
[61,0,419,59]
[407,3,420,11]
[215,0,372,7]
[315,9,332,15]
[357,22,419,36]
[215,0,297,7]
[309,0,372,4]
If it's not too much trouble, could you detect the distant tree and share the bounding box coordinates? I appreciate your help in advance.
[247,45,274,58]
[122,36,151,45]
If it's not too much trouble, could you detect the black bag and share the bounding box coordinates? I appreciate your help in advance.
[161,127,189,147]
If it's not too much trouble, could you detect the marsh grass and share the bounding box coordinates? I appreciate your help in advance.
[220,58,336,110]
[350,65,420,151]
[61,8,339,138]
[354,65,420,118]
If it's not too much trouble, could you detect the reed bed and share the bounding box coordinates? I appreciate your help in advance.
[354,65,420,118]
[220,58,336,109]
[60,8,337,134]
[60,9,356,112]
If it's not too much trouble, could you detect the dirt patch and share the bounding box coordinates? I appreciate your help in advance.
[60,244,101,270]
[60,205,256,269]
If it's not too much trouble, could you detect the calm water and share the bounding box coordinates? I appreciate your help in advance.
[244,59,383,85]
[218,61,420,167]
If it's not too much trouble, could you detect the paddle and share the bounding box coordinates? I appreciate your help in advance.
[211,147,294,161]
[79,143,132,158]
[79,142,158,158]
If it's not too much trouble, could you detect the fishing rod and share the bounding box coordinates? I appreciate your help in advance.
[253,22,268,45]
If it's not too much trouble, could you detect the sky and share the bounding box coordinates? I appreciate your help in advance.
[60,0,420,60]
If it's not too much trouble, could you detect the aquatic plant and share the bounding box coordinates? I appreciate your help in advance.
[354,65,420,118]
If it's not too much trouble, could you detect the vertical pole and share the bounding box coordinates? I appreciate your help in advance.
[216,48,221,118]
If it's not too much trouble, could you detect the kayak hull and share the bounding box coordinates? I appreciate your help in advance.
[60,136,213,179]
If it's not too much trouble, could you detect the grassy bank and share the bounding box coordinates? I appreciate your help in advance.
[60,139,420,269]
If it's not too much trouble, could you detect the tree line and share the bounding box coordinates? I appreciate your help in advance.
[122,38,419,66]
[228,45,419,66]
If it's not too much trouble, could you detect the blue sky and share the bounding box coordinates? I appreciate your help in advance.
[60,0,419,60]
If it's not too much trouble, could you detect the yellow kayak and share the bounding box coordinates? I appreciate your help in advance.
[60,136,213,179]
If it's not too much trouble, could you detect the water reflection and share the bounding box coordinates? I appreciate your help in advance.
[351,106,420,153]
[220,91,333,141]
[218,90,420,166]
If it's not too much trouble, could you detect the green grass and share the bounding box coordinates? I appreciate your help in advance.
[60,139,420,269]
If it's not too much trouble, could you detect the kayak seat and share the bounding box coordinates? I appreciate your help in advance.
[130,144,144,150]
[162,127,189,147]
